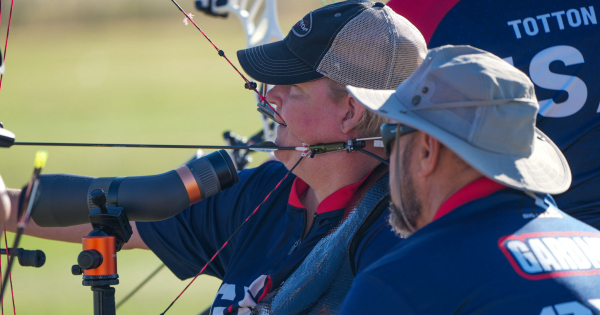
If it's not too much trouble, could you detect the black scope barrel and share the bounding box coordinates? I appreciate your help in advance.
[31,150,238,227]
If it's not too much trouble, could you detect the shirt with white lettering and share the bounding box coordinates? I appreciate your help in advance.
[387,0,600,228]
[340,177,600,314]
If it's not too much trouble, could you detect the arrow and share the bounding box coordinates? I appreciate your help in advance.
[11,141,306,152]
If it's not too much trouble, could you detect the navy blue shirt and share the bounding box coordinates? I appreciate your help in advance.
[137,161,399,315]
[340,178,600,314]
[389,0,600,228]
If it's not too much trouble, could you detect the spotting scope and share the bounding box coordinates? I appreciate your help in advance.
[31,150,238,227]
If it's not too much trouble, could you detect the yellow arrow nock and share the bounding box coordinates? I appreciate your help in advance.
[33,150,48,169]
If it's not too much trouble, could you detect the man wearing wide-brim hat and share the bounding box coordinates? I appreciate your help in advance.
[340,45,600,314]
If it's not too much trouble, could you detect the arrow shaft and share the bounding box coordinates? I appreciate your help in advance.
[13,142,300,151]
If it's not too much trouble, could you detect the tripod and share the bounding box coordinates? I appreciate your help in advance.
[71,189,133,315]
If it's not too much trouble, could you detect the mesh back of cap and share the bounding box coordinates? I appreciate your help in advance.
[317,5,427,90]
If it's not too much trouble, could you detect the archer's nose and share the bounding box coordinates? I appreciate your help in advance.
[266,85,283,109]
[262,85,287,126]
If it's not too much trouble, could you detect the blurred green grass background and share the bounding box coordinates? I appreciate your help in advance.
[0,0,326,313]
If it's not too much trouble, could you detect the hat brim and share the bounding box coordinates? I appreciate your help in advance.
[237,40,324,85]
[347,86,572,195]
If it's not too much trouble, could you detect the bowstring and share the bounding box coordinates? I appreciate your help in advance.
[0,0,14,92]
[169,0,286,126]
[0,0,16,311]
[160,155,304,314]
[1,230,13,315]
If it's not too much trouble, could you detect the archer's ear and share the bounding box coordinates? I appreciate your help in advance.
[416,133,442,178]
[341,95,366,134]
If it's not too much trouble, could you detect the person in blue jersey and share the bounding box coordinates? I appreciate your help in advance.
[386,0,600,229]
[5,2,428,314]
[341,45,600,314]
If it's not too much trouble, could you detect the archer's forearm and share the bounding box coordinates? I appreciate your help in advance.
[5,188,148,250]
[6,188,91,243]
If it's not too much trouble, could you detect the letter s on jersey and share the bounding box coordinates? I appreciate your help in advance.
[504,45,590,118]
[530,46,587,117]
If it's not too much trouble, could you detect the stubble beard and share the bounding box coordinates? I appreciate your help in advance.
[388,134,421,238]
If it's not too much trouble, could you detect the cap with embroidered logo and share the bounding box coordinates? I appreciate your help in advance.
[237,0,427,89]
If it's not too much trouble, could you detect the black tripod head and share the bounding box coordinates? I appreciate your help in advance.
[88,189,133,251]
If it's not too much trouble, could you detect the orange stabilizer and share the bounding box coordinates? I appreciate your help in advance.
[82,236,117,276]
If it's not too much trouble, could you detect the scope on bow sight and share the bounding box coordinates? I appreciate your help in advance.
[31,149,239,227]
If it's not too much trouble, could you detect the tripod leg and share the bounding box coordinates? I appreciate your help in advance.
[92,285,116,315]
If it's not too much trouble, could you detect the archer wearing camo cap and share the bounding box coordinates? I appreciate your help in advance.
[341,45,600,314]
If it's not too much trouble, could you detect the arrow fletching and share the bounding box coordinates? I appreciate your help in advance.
[249,141,307,153]
[249,141,280,152]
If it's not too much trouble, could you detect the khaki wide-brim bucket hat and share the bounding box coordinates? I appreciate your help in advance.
[347,45,571,195]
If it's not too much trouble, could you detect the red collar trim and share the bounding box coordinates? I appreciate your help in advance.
[288,171,372,214]
[432,177,507,221]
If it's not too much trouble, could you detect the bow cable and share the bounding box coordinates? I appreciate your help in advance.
[169,0,286,126]
[1,230,14,315]
[115,264,166,310]
[0,0,17,312]
[160,155,304,314]
[0,0,14,92]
